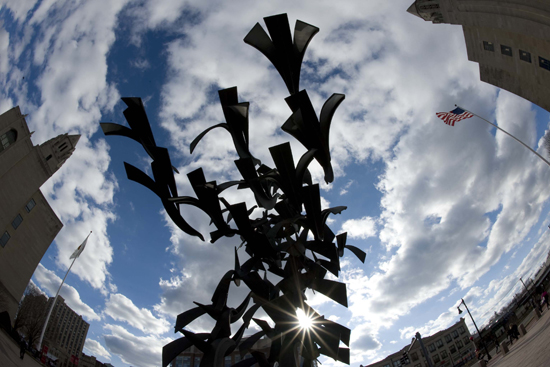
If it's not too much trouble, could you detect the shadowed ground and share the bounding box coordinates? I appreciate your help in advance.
[0,329,44,367]
[486,306,550,367]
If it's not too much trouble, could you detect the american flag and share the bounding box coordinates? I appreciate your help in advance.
[436,107,474,126]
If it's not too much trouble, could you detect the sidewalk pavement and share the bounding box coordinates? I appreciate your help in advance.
[485,306,550,367]
[0,329,44,367]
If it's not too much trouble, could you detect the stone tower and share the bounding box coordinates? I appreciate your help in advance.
[0,106,80,322]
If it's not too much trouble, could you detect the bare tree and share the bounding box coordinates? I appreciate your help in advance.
[13,283,48,349]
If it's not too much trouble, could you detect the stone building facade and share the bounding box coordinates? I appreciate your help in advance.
[365,318,475,367]
[407,0,550,112]
[43,296,89,367]
[0,106,79,322]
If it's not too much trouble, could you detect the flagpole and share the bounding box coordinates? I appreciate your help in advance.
[37,231,91,351]
[456,104,550,168]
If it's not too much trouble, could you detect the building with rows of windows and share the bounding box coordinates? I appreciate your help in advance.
[407,0,550,112]
[0,106,79,323]
[42,295,90,367]
[365,318,476,367]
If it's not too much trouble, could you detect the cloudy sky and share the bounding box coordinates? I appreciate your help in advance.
[2,0,550,366]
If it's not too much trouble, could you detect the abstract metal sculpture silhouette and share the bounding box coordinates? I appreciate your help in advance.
[102,14,365,367]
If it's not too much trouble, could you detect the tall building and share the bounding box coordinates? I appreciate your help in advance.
[43,295,90,367]
[0,106,79,321]
[407,0,550,112]
[365,318,474,367]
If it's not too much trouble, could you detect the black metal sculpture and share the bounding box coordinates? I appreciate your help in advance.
[102,13,366,367]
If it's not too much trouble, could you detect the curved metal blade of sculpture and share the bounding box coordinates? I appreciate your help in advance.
[102,13,367,367]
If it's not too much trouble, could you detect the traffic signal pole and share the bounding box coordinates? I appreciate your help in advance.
[416,332,434,367]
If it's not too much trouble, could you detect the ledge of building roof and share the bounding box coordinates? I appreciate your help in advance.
[407,2,421,18]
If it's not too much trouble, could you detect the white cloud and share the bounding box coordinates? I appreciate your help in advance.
[104,293,170,335]
[341,216,377,239]
[84,338,112,361]
[0,0,38,22]
[33,264,101,321]
[103,324,173,367]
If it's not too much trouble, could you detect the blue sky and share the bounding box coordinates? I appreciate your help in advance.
[1,1,550,366]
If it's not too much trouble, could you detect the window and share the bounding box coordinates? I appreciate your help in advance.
[0,231,10,247]
[540,56,550,71]
[0,129,17,152]
[451,330,459,338]
[456,340,463,349]
[441,350,448,359]
[445,334,452,343]
[458,326,465,334]
[501,45,512,56]
[383,364,391,367]
[183,356,191,367]
[428,343,436,352]
[393,361,402,367]
[464,336,470,344]
[193,357,201,366]
[175,356,183,367]
[433,354,440,363]
[233,355,240,363]
[12,214,23,229]
[449,345,457,354]
[483,41,494,52]
[224,356,231,367]
[46,154,53,161]
[520,50,531,63]
[411,352,419,361]
[435,339,443,348]
[25,199,36,213]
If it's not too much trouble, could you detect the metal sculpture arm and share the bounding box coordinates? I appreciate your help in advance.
[104,13,366,367]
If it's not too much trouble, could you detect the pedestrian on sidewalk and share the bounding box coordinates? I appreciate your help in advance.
[508,324,519,345]
[493,335,500,353]
[542,291,549,310]
[19,337,27,359]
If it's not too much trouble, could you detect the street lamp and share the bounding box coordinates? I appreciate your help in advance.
[457,298,491,360]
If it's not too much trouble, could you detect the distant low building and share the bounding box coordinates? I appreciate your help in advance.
[365,318,475,367]
[171,337,271,367]
[407,0,550,112]
[0,106,80,322]
[80,353,97,367]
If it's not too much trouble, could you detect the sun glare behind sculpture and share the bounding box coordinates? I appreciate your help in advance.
[296,307,313,330]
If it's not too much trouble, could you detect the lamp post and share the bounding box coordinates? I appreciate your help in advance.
[458,298,491,360]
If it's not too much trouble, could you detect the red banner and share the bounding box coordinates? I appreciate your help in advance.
[42,345,48,354]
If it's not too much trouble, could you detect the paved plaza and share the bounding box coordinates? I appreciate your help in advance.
[0,329,44,367]
[484,307,550,367]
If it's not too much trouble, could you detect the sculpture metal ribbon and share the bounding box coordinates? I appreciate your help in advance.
[102,13,366,367]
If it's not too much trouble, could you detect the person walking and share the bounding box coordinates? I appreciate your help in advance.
[493,336,500,353]
[542,291,549,310]
[19,337,27,359]
[508,324,519,345]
